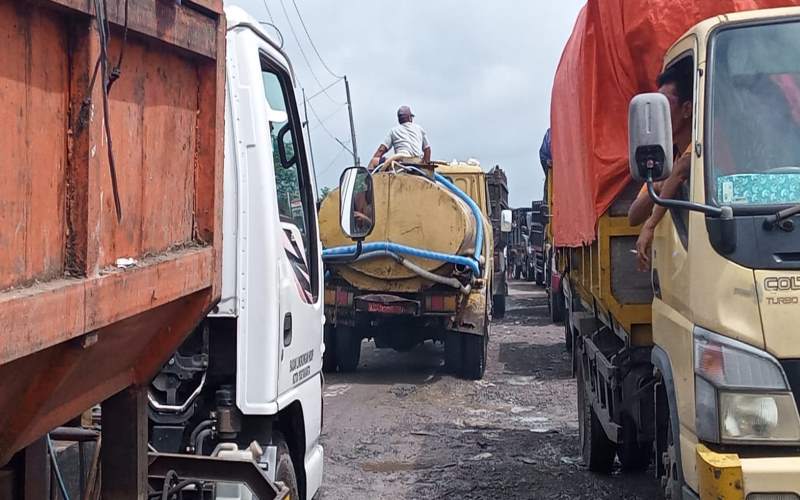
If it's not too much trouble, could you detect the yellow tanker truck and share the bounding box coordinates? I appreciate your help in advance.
[319,159,506,380]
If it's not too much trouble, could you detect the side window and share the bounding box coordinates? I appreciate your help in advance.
[262,59,319,299]
[665,54,695,249]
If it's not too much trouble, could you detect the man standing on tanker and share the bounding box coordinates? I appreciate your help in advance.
[368,105,432,170]
[628,59,694,270]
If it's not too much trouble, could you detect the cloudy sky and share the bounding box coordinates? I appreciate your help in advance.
[228,0,585,207]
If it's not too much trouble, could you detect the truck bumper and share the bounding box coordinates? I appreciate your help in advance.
[696,444,800,499]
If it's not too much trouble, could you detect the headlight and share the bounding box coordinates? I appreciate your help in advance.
[694,327,800,444]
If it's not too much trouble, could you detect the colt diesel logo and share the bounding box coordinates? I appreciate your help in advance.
[764,276,800,292]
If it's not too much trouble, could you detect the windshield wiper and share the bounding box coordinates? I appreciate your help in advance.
[763,204,800,230]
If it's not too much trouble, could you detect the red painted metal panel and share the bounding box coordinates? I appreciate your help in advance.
[0,2,68,290]
[0,0,225,464]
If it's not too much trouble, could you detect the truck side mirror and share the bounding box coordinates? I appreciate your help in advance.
[500,209,513,233]
[628,93,673,182]
[339,166,375,240]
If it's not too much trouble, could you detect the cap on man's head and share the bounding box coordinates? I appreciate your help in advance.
[397,105,415,118]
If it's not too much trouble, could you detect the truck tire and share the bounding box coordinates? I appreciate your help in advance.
[656,387,681,500]
[578,362,616,473]
[335,325,361,373]
[444,332,463,375]
[618,414,651,471]
[492,294,506,318]
[273,432,300,500]
[461,333,487,380]
[564,312,573,353]
[322,324,337,372]
[549,284,565,324]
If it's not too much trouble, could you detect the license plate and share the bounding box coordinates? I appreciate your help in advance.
[366,302,413,315]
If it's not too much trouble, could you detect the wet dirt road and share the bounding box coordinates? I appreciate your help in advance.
[319,281,658,499]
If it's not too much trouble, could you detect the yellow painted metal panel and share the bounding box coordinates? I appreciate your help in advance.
[739,455,800,495]
[696,444,744,500]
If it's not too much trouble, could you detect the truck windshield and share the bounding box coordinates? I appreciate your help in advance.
[708,20,800,206]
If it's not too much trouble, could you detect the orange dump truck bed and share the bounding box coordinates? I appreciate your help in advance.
[0,0,224,464]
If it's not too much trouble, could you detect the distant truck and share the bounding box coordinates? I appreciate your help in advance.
[529,201,547,285]
[320,160,506,380]
[486,165,511,316]
[508,207,533,280]
[552,3,800,499]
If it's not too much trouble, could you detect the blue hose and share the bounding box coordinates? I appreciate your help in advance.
[322,169,485,276]
[323,242,480,275]
[432,172,484,262]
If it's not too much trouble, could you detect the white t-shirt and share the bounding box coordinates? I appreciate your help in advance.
[382,122,430,158]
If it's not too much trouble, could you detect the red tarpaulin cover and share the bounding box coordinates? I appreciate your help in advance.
[551,0,800,247]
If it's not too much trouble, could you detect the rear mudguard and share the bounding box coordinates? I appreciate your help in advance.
[450,288,488,335]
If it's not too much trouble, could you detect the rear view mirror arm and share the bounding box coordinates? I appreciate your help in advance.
[323,240,363,264]
[645,174,723,218]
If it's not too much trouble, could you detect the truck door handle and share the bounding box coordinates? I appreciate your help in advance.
[283,313,293,347]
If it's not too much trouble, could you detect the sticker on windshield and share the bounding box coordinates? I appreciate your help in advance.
[721,180,734,203]
[716,173,800,205]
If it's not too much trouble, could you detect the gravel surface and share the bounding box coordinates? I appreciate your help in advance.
[319,281,659,499]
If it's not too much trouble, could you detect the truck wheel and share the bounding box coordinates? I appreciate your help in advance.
[444,332,463,375]
[273,432,300,500]
[577,362,616,473]
[659,421,679,500]
[492,294,506,318]
[549,285,565,324]
[335,326,361,373]
[618,415,651,471]
[564,314,572,352]
[460,333,487,380]
[322,324,337,372]
[656,387,681,500]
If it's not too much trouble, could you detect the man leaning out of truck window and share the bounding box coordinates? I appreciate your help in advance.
[628,60,694,271]
[368,105,432,170]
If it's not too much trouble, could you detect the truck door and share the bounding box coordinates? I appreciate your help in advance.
[261,60,324,396]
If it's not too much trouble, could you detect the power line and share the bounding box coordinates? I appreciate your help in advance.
[308,100,353,156]
[305,77,343,103]
[261,0,275,23]
[278,0,344,105]
[290,0,343,80]
[319,147,347,176]
[311,106,346,132]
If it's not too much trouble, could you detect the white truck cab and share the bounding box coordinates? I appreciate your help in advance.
[148,8,332,499]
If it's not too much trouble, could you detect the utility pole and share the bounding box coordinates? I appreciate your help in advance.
[344,75,360,166]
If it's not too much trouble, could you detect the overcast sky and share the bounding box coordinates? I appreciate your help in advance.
[228,0,585,207]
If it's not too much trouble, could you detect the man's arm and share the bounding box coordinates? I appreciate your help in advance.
[635,155,691,269]
[421,128,431,163]
[628,185,657,226]
[368,144,389,170]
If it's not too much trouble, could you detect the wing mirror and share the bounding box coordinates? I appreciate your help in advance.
[500,209,513,233]
[628,93,673,182]
[339,166,375,240]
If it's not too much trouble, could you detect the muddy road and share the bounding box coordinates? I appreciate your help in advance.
[319,281,658,499]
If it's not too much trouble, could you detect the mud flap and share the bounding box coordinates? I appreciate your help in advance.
[450,290,488,336]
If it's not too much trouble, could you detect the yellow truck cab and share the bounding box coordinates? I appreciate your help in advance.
[566,7,800,499]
